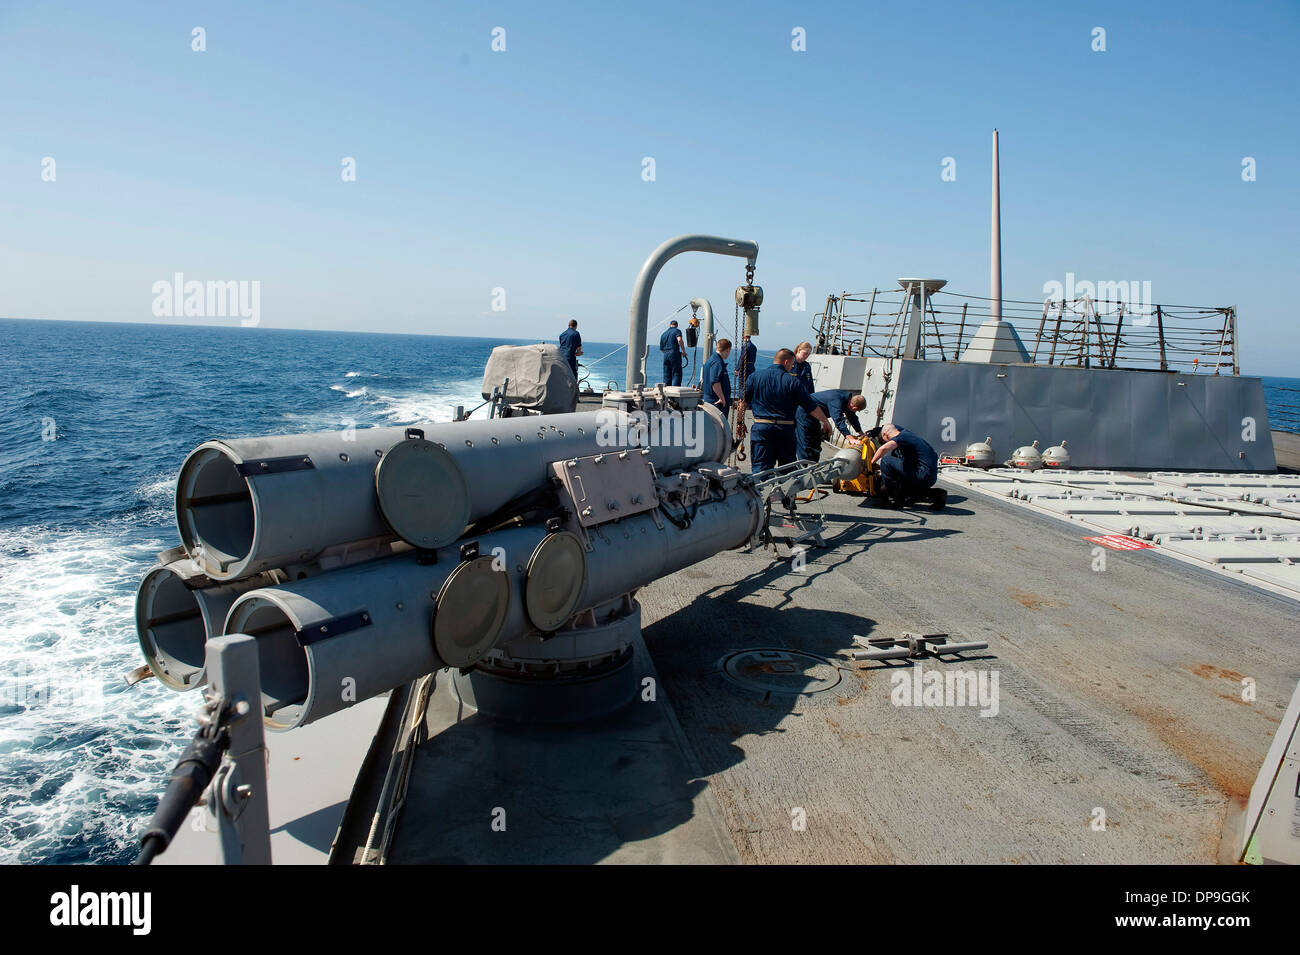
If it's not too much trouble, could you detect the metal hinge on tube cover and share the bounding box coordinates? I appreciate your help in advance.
[236,455,315,477]
[295,610,372,647]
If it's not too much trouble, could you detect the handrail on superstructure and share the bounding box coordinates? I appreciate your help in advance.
[812,288,1239,374]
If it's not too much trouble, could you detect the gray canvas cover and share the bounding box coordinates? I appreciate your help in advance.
[481,344,578,415]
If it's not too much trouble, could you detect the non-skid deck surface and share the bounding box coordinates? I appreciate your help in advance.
[634,482,1299,864]
[392,402,1300,863]
[388,642,738,865]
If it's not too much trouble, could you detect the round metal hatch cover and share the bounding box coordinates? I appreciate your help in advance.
[433,556,511,668]
[375,438,470,550]
[717,648,853,702]
[525,532,587,631]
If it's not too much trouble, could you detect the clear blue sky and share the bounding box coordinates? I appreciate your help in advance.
[2,0,1297,375]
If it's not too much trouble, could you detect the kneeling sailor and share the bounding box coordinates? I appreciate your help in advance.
[870,423,946,508]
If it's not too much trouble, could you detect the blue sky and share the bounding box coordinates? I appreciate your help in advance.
[1,0,1297,375]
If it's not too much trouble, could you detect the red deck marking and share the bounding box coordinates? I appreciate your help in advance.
[1084,535,1153,551]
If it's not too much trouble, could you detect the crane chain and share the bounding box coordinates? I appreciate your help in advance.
[731,300,747,462]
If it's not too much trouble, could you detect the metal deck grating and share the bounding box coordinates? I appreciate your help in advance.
[942,467,1300,602]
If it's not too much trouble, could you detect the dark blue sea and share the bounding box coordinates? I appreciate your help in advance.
[0,316,1295,864]
[1264,377,1300,434]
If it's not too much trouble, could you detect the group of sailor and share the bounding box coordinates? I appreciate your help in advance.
[557,322,941,506]
[709,338,941,506]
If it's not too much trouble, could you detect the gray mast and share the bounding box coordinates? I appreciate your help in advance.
[959,129,1031,364]
[991,128,1002,323]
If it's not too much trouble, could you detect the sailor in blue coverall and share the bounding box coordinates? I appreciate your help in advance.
[798,389,866,462]
[659,321,685,387]
[735,335,758,387]
[790,342,818,458]
[790,343,815,393]
[558,320,582,379]
[700,339,732,414]
[736,349,832,473]
[870,423,941,505]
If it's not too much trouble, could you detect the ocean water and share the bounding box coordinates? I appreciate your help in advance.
[1263,376,1300,435]
[0,316,1294,865]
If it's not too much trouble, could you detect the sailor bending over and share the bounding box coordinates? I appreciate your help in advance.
[870,423,946,509]
[798,390,866,462]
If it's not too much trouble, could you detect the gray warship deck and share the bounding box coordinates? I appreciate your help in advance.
[626,482,1296,863]
[384,413,1299,864]
[1274,430,1300,470]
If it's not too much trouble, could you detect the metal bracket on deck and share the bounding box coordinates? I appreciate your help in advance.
[760,492,827,552]
[848,632,989,661]
[746,458,850,553]
[205,635,273,865]
[134,634,272,865]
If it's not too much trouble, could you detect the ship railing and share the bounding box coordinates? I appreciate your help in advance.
[811,289,1238,375]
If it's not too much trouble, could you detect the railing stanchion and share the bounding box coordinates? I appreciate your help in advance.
[1230,307,1239,377]
[1032,301,1048,362]
[1109,305,1124,368]
[1155,305,1168,371]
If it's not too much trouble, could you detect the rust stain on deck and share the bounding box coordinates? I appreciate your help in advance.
[1187,663,1246,683]
[1008,587,1064,610]
[1129,701,1251,806]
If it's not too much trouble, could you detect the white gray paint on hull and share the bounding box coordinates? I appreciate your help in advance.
[808,354,1275,472]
